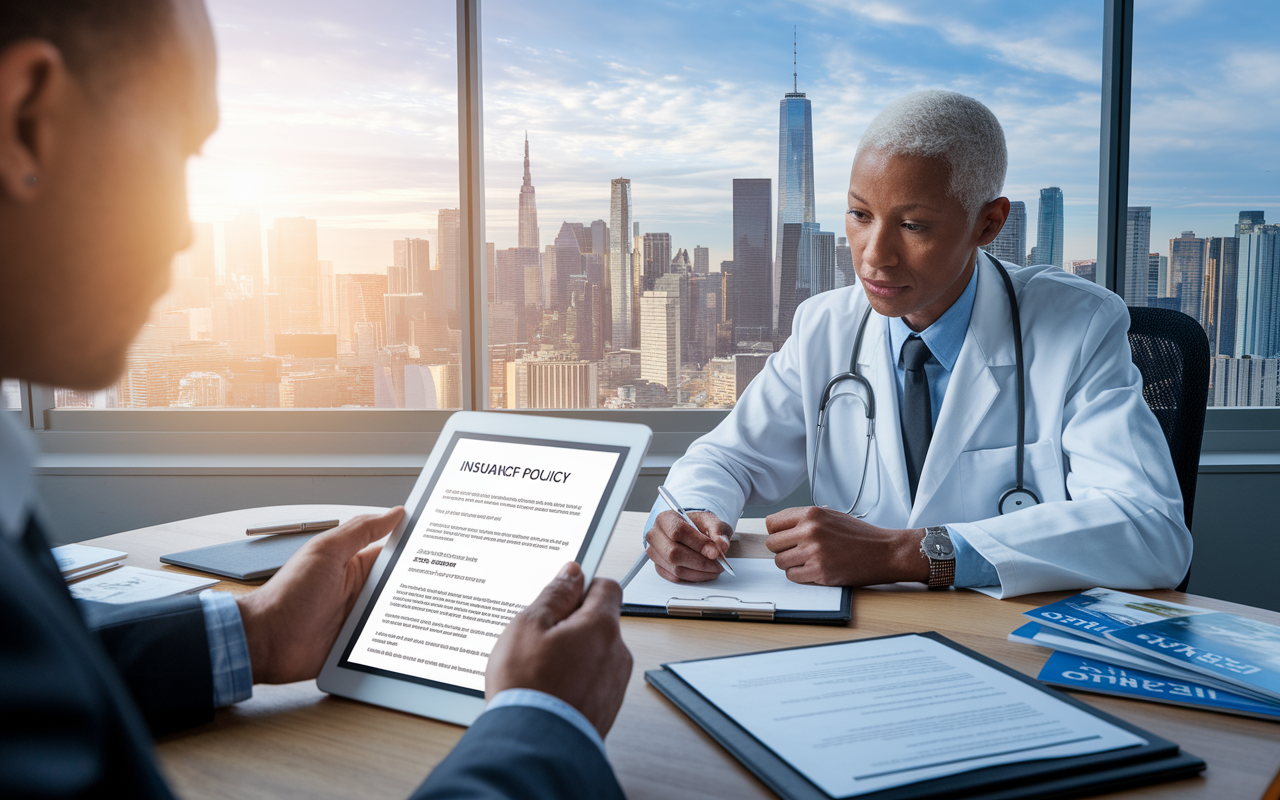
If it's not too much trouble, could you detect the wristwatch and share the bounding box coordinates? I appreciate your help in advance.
[919,526,955,590]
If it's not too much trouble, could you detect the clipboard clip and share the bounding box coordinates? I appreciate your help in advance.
[665,595,776,622]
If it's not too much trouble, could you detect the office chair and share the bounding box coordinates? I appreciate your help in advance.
[1126,307,1210,593]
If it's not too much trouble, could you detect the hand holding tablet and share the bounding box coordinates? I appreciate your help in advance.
[318,412,652,725]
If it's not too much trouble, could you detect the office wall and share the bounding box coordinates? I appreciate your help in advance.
[33,469,1274,613]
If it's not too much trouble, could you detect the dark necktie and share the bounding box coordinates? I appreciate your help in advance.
[900,336,933,503]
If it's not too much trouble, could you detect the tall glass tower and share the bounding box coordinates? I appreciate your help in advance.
[774,85,815,333]
[609,179,632,350]
[518,134,539,250]
[1031,187,1064,268]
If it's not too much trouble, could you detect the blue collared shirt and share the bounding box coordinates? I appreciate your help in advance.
[887,261,998,588]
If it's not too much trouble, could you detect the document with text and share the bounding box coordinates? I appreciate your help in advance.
[667,634,1146,797]
[343,434,624,692]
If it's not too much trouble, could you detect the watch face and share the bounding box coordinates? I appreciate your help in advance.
[924,533,955,560]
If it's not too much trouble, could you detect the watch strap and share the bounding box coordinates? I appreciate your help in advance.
[922,526,955,590]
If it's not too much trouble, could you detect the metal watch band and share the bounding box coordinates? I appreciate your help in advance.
[922,525,955,590]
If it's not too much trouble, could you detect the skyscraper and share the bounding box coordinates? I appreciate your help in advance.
[225,210,264,295]
[1235,229,1280,358]
[1030,188,1063,268]
[693,246,709,274]
[272,216,320,332]
[518,134,539,250]
[775,83,815,331]
[640,289,681,397]
[394,238,431,296]
[609,178,633,350]
[1205,236,1240,357]
[1237,211,1266,236]
[982,200,1026,266]
[554,222,584,315]
[731,178,772,344]
[835,237,855,288]
[1170,231,1207,324]
[438,208,461,316]
[1122,206,1152,307]
[643,233,672,292]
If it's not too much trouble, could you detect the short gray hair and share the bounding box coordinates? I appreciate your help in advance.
[856,90,1007,217]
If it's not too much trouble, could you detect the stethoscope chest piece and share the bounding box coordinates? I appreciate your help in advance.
[998,486,1040,515]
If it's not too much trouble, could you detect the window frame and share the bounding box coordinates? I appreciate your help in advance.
[13,0,1265,449]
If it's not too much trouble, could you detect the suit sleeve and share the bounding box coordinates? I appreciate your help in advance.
[411,706,624,800]
[77,594,215,736]
[947,291,1193,597]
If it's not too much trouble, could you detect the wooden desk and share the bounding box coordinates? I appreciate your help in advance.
[87,505,1280,800]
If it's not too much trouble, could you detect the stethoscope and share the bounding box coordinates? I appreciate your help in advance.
[811,252,1041,517]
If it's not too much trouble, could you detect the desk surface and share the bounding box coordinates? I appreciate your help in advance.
[88,504,1280,800]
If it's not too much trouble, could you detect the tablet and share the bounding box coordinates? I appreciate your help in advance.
[317,411,651,726]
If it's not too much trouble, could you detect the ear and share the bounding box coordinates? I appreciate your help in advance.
[0,40,67,203]
[974,196,1011,248]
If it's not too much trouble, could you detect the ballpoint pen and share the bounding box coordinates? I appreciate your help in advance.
[246,519,341,536]
[657,485,736,577]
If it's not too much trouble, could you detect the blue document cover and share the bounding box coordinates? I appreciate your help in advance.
[1104,612,1280,703]
[1022,588,1207,645]
[1038,651,1280,722]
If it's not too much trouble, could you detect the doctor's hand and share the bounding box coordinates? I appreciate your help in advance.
[237,507,405,685]
[765,507,929,586]
[487,562,633,737]
[646,510,734,583]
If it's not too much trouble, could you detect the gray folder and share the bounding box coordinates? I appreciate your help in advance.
[161,533,317,581]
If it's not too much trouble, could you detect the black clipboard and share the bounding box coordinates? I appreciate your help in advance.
[619,554,852,625]
[646,632,1204,800]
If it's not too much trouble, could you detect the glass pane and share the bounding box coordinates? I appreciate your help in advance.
[1128,3,1280,407]
[1,379,20,411]
[57,0,460,409]
[481,1,1102,409]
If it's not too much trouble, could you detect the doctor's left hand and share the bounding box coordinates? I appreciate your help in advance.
[765,507,929,586]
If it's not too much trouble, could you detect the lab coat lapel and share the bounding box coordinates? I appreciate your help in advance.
[909,255,1016,523]
[857,315,912,516]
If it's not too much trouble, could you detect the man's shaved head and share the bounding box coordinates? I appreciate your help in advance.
[0,1,174,95]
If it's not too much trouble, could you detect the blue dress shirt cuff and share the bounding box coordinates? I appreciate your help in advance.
[949,530,1000,588]
[199,589,253,707]
[484,688,605,755]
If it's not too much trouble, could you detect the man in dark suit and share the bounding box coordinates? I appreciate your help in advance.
[0,2,631,797]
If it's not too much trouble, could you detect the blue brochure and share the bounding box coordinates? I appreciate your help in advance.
[1022,588,1207,646]
[1038,651,1280,722]
[1104,612,1280,703]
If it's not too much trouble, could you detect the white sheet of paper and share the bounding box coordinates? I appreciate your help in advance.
[68,566,218,604]
[667,634,1146,797]
[51,543,127,575]
[624,558,843,612]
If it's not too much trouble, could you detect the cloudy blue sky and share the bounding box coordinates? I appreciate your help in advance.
[188,0,1277,273]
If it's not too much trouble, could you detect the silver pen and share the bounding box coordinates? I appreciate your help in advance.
[657,485,735,577]
[246,519,341,536]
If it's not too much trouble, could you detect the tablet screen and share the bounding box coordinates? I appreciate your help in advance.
[339,431,629,696]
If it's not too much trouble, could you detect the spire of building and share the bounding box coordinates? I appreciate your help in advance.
[793,26,797,93]
[518,133,539,250]
[523,131,531,187]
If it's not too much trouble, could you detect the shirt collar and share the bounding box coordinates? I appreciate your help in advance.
[0,409,37,541]
[889,259,979,373]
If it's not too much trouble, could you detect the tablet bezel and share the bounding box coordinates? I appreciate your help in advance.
[317,411,652,726]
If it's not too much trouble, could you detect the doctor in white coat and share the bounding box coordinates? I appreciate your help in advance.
[645,90,1192,598]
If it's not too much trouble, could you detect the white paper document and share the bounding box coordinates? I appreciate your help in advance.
[624,558,843,612]
[52,543,126,578]
[68,566,218,604]
[667,634,1146,797]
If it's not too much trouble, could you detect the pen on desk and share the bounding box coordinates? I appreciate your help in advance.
[657,485,735,577]
[246,519,341,536]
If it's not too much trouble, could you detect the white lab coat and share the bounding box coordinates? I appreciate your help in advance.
[668,254,1192,598]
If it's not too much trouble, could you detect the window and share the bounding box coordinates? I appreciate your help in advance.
[54,0,462,410]
[1126,2,1280,408]
[480,0,1102,410]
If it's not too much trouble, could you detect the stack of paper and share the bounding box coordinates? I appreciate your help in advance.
[68,566,219,604]
[52,544,127,582]
[1012,587,1280,721]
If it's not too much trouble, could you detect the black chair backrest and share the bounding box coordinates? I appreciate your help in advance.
[1125,307,1210,592]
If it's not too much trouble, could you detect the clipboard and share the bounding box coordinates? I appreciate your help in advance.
[619,553,853,625]
[646,631,1205,800]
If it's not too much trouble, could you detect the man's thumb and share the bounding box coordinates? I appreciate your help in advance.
[525,562,584,628]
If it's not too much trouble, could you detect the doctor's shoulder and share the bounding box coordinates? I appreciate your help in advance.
[1011,264,1127,334]
[791,284,869,333]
